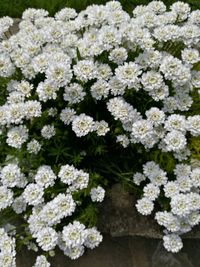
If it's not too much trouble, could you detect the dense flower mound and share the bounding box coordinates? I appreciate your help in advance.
[0,1,200,265]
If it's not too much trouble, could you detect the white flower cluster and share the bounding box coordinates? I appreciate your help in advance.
[33,255,50,267]
[0,0,199,260]
[134,161,200,253]
[0,227,16,267]
[60,221,102,259]
[0,159,102,265]
[58,164,89,192]
[0,1,199,152]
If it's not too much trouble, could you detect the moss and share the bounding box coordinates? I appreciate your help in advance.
[188,136,200,160]
[149,150,176,174]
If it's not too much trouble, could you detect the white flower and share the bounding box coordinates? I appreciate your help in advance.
[23,183,44,206]
[116,134,130,148]
[164,181,179,198]
[90,80,110,100]
[63,245,84,260]
[108,77,126,96]
[12,196,27,214]
[53,193,76,219]
[131,120,153,141]
[27,139,41,154]
[0,186,13,211]
[148,1,166,14]
[0,164,22,188]
[177,177,192,193]
[28,213,47,238]
[160,55,182,80]
[187,115,200,136]
[0,228,16,267]
[34,165,56,188]
[170,1,190,21]
[73,60,97,82]
[187,211,200,226]
[143,161,160,177]
[182,48,199,65]
[7,91,25,104]
[162,97,178,113]
[107,97,140,124]
[84,227,103,249]
[72,114,95,137]
[0,16,13,37]
[149,169,168,186]
[62,221,86,247]
[141,71,163,92]
[39,193,76,225]
[58,164,77,185]
[109,47,128,65]
[55,8,77,21]
[164,114,186,132]
[163,130,187,152]
[16,80,33,97]
[60,107,76,125]
[149,84,169,101]
[22,8,49,21]
[190,168,200,188]
[155,211,180,232]
[136,197,154,215]
[32,53,48,73]
[63,83,86,104]
[97,64,112,81]
[36,81,59,102]
[174,163,191,179]
[98,25,122,50]
[145,107,165,126]
[7,103,24,124]
[90,186,105,202]
[41,125,56,139]
[68,170,89,192]
[0,253,16,267]
[170,193,191,217]
[45,63,72,87]
[6,125,28,149]
[115,62,142,89]
[133,172,146,186]
[94,120,109,136]
[191,71,200,88]
[48,108,58,117]
[143,183,160,201]
[25,101,42,119]
[0,54,15,77]
[189,10,200,25]
[33,255,50,267]
[36,227,58,251]
[163,234,183,253]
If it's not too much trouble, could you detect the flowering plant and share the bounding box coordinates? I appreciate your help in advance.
[0,1,200,265]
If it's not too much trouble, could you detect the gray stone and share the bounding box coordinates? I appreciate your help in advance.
[98,184,162,238]
[98,184,200,239]
[4,18,20,38]
[16,237,200,267]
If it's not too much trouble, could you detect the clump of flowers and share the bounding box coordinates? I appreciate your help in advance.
[0,1,199,265]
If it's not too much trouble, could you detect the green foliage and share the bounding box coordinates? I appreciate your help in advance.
[149,150,176,174]
[188,136,200,160]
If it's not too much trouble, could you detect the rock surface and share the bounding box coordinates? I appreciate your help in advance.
[98,184,162,238]
[17,237,200,267]
[98,184,200,238]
